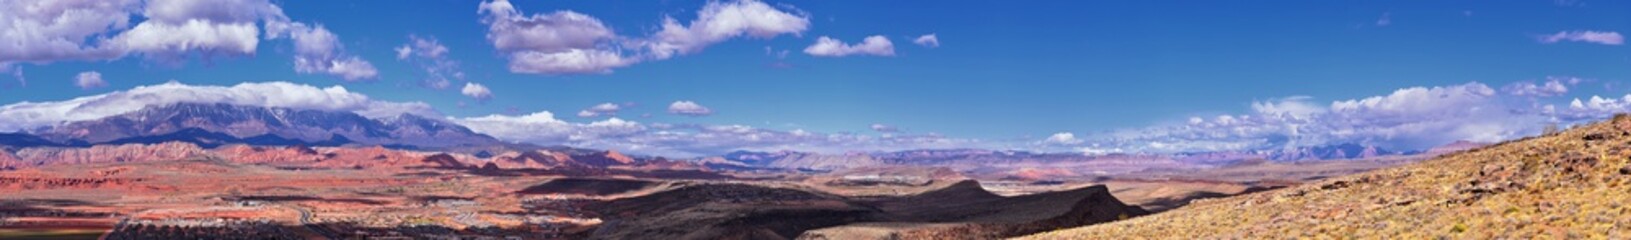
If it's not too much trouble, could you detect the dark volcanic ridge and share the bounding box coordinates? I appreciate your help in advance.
[578,179,1146,240]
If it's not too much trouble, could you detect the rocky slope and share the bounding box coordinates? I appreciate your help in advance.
[579,179,1145,240]
[1025,115,1631,239]
[482,149,648,170]
[800,181,1147,240]
[1426,140,1488,155]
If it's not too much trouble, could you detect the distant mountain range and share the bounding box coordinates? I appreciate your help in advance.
[0,102,1480,172]
[711,142,1466,175]
[713,149,1179,174]
[8,103,508,151]
[720,144,1410,169]
[0,132,62,148]
[1174,143,1414,163]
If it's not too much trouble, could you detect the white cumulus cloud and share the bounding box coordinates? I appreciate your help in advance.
[396,35,449,60]
[644,0,810,59]
[1559,95,1631,121]
[477,0,632,74]
[478,3,616,54]
[476,0,808,74]
[913,34,940,48]
[74,71,107,90]
[667,101,714,116]
[285,23,378,81]
[1043,132,1083,145]
[805,35,895,57]
[455,111,645,144]
[577,102,622,117]
[461,82,493,101]
[1537,30,1624,45]
[110,19,261,59]
[1502,78,1571,97]
[395,35,464,89]
[0,0,378,81]
[507,49,636,74]
[1250,96,1327,118]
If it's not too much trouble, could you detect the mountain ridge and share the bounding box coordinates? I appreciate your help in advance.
[0,102,1470,171]
[714,142,1427,172]
[26,102,507,152]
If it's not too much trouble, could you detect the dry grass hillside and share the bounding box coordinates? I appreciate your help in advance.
[1024,115,1631,239]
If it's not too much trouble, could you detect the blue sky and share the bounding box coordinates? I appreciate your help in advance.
[0,0,1628,156]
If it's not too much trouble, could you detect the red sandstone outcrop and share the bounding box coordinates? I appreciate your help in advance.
[489,150,572,169]
[485,149,645,169]
[212,145,480,169]
[575,150,636,167]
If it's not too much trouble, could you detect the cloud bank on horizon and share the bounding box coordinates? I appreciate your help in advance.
[1070,81,1543,154]
[0,81,437,132]
[1,79,1628,157]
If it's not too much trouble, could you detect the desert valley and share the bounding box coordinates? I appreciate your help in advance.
[0,103,1515,239]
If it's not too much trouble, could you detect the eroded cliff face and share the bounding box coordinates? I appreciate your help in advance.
[210,145,467,169]
[488,150,576,169]
[12,142,207,167]
[0,147,21,169]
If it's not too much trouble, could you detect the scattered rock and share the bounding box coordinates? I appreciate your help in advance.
[1582,133,1610,141]
[1318,181,1350,190]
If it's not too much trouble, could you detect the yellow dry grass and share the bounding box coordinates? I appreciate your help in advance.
[1024,115,1631,239]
